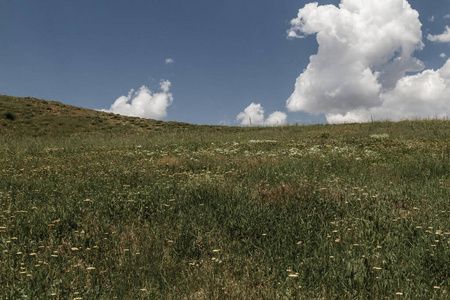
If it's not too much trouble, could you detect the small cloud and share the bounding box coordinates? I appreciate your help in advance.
[444,14,450,19]
[265,111,288,126]
[440,53,447,58]
[236,103,265,125]
[165,58,175,65]
[103,80,173,120]
[236,103,287,126]
[287,30,304,39]
[429,15,435,22]
[427,26,450,43]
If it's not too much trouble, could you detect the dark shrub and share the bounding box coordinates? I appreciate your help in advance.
[4,112,16,121]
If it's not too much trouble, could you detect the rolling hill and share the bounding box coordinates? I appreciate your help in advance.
[0,94,221,137]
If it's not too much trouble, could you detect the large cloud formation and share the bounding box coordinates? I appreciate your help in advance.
[236,103,287,126]
[105,80,173,119]
[287,0,450,123]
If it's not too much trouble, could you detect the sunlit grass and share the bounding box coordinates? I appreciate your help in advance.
[0,95,449,298]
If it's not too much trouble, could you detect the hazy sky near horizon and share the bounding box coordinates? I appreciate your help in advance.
[1,0,450,125]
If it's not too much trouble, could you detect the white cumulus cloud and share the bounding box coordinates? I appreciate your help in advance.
[327,59,450,123]
[286,0,450,123]
[104,80,173,119]
[441,53,447,58]
[427,26,450,43]
[236,103,287,126]
[265,111,288,126]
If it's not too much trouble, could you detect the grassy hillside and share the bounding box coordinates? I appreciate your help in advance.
[0,94,222,137]
[1,95,450,299]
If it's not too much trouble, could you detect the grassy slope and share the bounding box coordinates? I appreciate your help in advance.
[0,94,232,137]
[1,95,450,299]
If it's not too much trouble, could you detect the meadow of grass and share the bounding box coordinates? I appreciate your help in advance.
[1,95,450,299]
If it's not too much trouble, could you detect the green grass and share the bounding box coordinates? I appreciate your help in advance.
[0,95,449,299]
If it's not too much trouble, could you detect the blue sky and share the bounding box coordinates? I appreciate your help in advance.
[1,0,450,125]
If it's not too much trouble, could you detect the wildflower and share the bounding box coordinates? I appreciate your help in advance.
[288,273,299,278]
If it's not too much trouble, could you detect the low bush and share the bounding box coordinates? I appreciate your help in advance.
[4,112,16,121]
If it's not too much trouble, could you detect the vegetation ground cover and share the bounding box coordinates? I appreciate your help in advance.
[1,95,449,299]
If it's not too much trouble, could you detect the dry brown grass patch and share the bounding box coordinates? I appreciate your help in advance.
[156,156,186,172]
